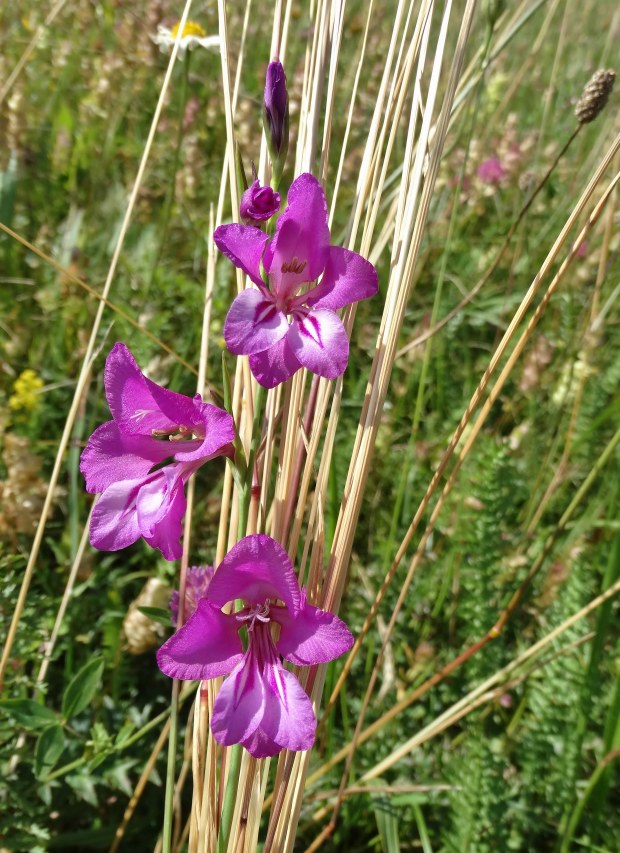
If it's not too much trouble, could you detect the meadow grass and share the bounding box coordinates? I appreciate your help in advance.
[1,1,619,851]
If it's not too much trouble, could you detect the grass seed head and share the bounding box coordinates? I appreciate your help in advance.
[575,69,616,124]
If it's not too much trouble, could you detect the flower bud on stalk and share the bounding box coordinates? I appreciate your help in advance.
[263,60,289,187]
[240,180,281,222]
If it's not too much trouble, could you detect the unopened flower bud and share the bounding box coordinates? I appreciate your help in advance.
[575,69,616,124]
[483,0,506,29]
[240,179,281,222]
[263,60,289,185]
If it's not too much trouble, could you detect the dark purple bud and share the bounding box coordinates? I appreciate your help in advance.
[240,179,281,222]
[263,61,289,183]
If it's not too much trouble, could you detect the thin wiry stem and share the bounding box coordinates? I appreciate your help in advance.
[0,0,198,692]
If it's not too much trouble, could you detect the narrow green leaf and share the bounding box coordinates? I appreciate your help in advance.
[62,657,104,721]
[0,699,57,730]
[35,725,65,779]
[137,605,172,627]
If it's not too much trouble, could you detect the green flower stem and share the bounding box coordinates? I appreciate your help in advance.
[162,678,181,853]
[217,381,265,852]
[217,743,243,853]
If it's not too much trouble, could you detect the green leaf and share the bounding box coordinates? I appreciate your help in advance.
[0,699,57,730]
[35,725,65,779]
[62,657,104,721]
[137,605,172,627]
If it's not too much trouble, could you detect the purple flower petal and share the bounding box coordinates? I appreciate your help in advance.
[210,651,266,748]
[213,223,270,287]
[275,590,355,665]
[80,421,173,494]
[207,534,300,613]
[248,336,301,388]
[264,173,330,295]
[240,661,316,757]
[89,477,144,553]
[136,466,187,561]
[157,599,243,680]
[211,626,316,757]
[224,289,289,356]
[172,401,235,463]
[287,310,349,379]
[240,180,281,222]
[307,245,379,311]
[89,465,192,561]
[104,343,198,437]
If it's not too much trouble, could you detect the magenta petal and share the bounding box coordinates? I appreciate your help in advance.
[136,467,186,561]
[264,173,330,293]
[80,421,173,494]
[249,336,301,388]
[207,534,300,612]
[224,288,289,355]
[253,660,316,755]
[307,246,379,310]
[104,343,195,436]
[287,310,349,379]
[173,402,236,463]
[211,653,266,747]
[275,591,354,666]
[213,223,269,287]
[264,218,315,302]
[89,478,143,552]
[211,629,316,758]
[157,600,242,680]
[239,661,316,757]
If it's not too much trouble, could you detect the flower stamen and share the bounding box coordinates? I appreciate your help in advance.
[281,257,307,275]
[236,601,271,631]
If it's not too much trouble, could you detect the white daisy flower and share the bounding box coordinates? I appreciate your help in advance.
[152,21,219,56]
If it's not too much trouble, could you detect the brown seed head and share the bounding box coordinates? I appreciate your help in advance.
[575,69,616,124]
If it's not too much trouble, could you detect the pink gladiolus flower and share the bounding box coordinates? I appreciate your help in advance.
[240,179,281,222]
[80,343,235,561]
[214,173,379,388]
[157,534,354,757]
[477,155,505,184]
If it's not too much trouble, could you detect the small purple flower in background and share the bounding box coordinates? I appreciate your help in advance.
[214,173,378,388]
[157,534,354,758]
[263,60,289,181]
[80,343,235,561]
[477,155,506,185]
[240,179,281,222]
[170,565,214,625]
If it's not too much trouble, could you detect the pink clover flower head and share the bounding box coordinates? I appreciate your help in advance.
[240,179,281,222]
[477,155,505,184]
[157,534,354,757]
[214,173,379,388]
[170,565,215,625]
[80,343,235,561]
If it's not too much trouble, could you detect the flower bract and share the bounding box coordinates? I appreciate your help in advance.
[214,173,379,388]
[80,343,235,561]
[157,534,354,757]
